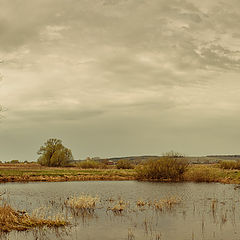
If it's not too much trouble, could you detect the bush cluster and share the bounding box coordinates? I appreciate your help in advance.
[116,159,134,169]
[77,160,107,169]
[136,152,188,181]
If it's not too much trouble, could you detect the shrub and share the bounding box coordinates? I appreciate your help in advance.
[136,152,188,181]
[77,160,106,169]
[10,160,19,164]
[116,159,134,169]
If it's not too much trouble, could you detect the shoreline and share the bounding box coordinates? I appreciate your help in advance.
[0,175,239,185]
[0,163,240,185]
[0,175,135,183]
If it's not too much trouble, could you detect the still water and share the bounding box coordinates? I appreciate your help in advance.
[0,181,240,240]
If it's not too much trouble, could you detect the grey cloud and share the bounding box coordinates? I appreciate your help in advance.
[9,108,104,123]
[198,44,240,70]
[1,0,240,160]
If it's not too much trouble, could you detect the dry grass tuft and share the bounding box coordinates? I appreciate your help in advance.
[0,204,67,232]
[108,200,127,214]
[153,197,180,211]
[65,194,99,215]
[136,200,147,207]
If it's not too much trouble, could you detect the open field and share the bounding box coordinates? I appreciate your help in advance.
[0,163,240,184]
[0,163,136,182]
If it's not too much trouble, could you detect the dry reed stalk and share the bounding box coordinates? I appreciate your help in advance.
[65,194,99,215]
[0,204,67,232]
[153,197,180,211]
[108,200,127,214]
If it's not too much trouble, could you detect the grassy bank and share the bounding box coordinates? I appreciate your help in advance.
[0,163,136,182]
[0,163,240,184]
[184,164,240,184]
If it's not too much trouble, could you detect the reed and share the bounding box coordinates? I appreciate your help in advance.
[184,165,220,182]
[65,194,99,215]
[128,228,135,240]
[108,200,127,215]
[136,200,147,207]
[219,160,240,170]
[153,197,180,211]
[0,204,67,232]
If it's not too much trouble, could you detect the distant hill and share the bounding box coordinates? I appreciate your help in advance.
[207,155,240,158]
[75,155,240,164]
[106,155,159,163]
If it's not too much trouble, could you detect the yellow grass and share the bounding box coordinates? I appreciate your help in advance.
[0,204,67,232]
[108,200,127,214]
[65,194,99,215]
[153,197,180,211]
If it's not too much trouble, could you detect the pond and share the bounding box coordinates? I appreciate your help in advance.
[0,181,240,240]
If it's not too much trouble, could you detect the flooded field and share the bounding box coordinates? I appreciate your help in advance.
[0,181,240,240]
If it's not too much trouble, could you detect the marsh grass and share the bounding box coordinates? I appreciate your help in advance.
[219,160,240,170]
[136,200,147,207]
[184,165,220,182]
[153,197,180,211]
[108,200,127,215]
[128,228,135,240]
[65,194,99,216]
[0,204,67,232]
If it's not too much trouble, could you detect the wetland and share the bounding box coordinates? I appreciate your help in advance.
[1,181,240,240]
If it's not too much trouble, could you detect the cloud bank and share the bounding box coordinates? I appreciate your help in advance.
[0,0,240,161]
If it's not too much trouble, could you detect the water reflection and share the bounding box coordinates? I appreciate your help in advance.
[0,181,239,240]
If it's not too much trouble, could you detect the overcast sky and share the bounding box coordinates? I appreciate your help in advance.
[0,0,240,161]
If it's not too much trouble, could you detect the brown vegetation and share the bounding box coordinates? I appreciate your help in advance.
[76,160,107,169]
[153,197,180,211]
[116,159,134,169]
[65,194,99,215]
[219,160,240,170]
[136,152,189,181]
[1,161,240,184]
[0,204,67,232]
[108,200,127,215]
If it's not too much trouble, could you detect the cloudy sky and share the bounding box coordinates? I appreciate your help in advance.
[0,0,240,161]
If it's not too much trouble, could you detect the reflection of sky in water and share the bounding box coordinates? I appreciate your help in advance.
[0,181,239,240]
